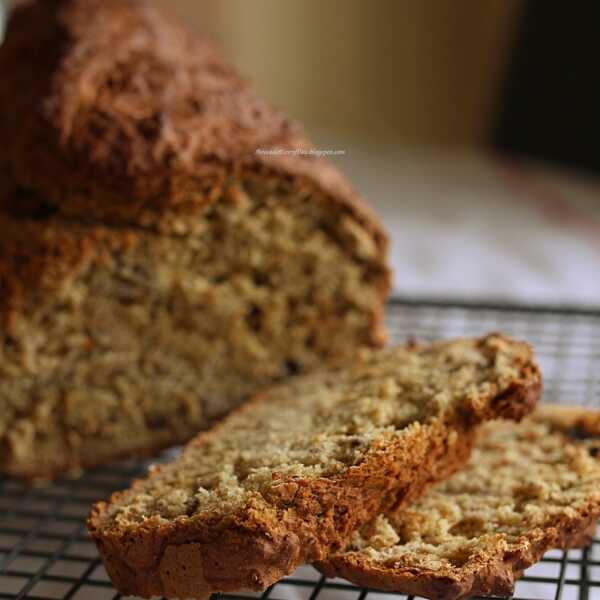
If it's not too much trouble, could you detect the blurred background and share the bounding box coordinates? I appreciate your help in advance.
[160,0,519,149]
[2,0,600,305]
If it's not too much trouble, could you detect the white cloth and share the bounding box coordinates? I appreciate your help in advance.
[339,149,600,306]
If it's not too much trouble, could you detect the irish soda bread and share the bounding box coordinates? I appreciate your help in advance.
[0,0,390,480]
[88,334,541,599]
[318,405,600,600]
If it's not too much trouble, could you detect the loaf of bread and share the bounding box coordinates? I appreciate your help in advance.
[318,405,600,600]
[0,0,390,480]
[88,334,541,600]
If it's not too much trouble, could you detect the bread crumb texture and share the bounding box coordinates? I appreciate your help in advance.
[97,335,536,526]
[319,407,600,600]
[0,188,388,480]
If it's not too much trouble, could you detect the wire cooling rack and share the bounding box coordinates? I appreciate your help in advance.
[0,299,599,600]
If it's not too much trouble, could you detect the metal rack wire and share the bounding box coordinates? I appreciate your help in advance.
[0,299,599,600]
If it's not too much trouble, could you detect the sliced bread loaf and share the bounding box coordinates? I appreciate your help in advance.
[318,405,600,600]
[0,0,389,480]
[88,334,541,599]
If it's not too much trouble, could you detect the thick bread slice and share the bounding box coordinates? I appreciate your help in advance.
[0,0,390,481]
[318,405,600,600]
[88,334,541,599]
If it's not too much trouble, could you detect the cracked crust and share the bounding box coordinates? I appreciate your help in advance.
[88,334,541,599]
[317,405,600,600]
[0,0,387,248]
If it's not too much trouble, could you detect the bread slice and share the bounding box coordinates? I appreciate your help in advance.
[0,0,390,480]
[88,334,541,600]
[317,405,600,600]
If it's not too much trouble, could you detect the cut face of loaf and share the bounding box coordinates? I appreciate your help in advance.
[317,406,600,600]
[0,0,390,480]
[88,334,541,600]
[0,184,388,481]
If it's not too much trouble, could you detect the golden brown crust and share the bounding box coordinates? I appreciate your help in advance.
[319,512,599,600]
[88,338,540,599]
[89,423,473,599]
[0,0,291,215]
[317,406,600,600]
[0,0,387,252]
[318,513,599,600]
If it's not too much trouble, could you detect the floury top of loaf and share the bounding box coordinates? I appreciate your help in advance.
[0,0,390,480]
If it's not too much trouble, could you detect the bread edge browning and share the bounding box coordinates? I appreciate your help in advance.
[87,341,541,599]
[88,420,475,599]
[316,404,600,600]
[317,508,599,600]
